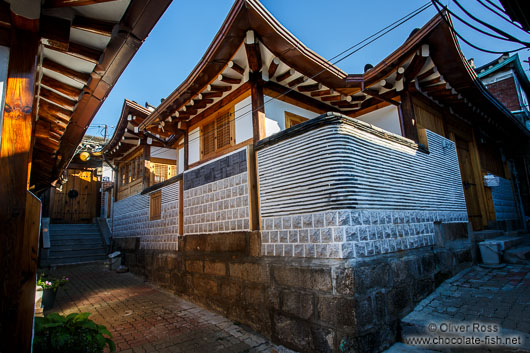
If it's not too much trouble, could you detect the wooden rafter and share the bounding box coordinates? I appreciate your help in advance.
[287,76,307,88]
[218,74,240,85]
[244,30,262,72]
[298,83,322,92]
[311,89,335,97]
[40,75,82,100]
[276,68,294,82]
[72,16,115,37]
[268,57,280,78]
[208,84,231,92]
[39,100,72,124]
[45,41,102,64]
[228,60,245,75]
[39,86,77,111]
[42,58,90,84]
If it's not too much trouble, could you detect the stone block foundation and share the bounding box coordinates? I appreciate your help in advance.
[114,232,472,353]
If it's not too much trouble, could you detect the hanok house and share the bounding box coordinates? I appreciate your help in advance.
[0,1,171,351]
[108,1,529,352]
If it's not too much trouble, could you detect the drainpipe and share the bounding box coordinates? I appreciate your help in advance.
[509,160,527,231]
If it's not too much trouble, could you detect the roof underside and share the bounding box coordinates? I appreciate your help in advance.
[1,0,172,191]
[130,0,528,151]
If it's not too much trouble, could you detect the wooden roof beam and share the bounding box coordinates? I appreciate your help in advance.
[228,60,245,75]
[363,88,400,106]
[201,91,223,99]
[404,45,429,84]
[39,100,72,123]
[268,57,280,79]
[218,74,240,85]
[42,58,90,84]
[208,84,231,92]
[311,89,335,97]
[45,41,103,64]
[40,75,82,100]
[72,16,115,37]
[276,68,295,82]
[39,86,77,111]
[288,75,307,88]
[417,66,438,82]
[298,83,322,92]
[245,30,262,73]
[44,0,119,8]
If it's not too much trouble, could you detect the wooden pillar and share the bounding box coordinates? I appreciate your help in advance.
[142,145,151,189]
[250,72,266,144]
[183,128,189,171]
[399,91,419,143]
[0,28,39,353]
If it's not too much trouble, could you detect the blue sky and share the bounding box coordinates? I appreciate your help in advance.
[87,0,530,138]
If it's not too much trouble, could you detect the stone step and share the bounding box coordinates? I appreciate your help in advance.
[50,240,104,249]
[50,230,100,235]
[504,246,530,264]
[383,343,440,353]
[46,254,108,266]
[471,229,504,242]
[49,247,107,257]
[49,234,102,241]
[50,224,98,229]
[488,235,523,250]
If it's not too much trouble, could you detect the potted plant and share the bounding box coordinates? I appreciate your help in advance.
[33,312,116,353]
[37,274,69,310]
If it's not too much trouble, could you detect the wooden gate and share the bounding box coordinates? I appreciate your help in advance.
[51,168,99,223]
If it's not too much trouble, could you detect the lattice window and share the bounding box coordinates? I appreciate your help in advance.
[149,191,161,220]
[202,121,215,156]
[216,110,232,149]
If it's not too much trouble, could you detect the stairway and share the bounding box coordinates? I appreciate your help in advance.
[46,223,108,266]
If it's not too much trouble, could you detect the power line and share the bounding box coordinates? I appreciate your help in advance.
[160,1,433,147]
[431,0,527,54]
[476,0,525,31]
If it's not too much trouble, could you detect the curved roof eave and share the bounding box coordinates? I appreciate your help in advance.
[139,0,348,129]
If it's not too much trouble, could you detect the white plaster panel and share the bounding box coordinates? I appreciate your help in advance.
[178,147,184,174]
[235,96,253,144]
[188,128,200,165]
[263,95,319,136]
[355,105,402,136]
[151,147,176,160]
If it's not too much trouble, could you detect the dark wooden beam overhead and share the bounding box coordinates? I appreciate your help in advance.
[40,15,70,51]
[364,88,400,106]
[276,68,295,82]
[265,81,341,114]
[399,91,419,143]
[44,0,120,8]
[321,94,344,102]
[39,100,72,124]
[45,41,103,64]
[421,83,447,94]
[218,74,240,85]
[417,66,437,82]
[287,76,307,88]
[208,84,231,92]
[40,75,82,100]
[349,94,366,102]
[418,76,443,87]
[39,86,77,111]
[42,58,90,84]
[298,83,322,92]
[201,91,223,99]
[311,89,335,97]
[268,57,280,79]
[404,53,427,84]
[72,16,115,37]
[39,112,69,129]
[245,30,262,73]
[227,60,245,75]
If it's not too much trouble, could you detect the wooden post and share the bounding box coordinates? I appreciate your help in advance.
[142,145,150,189]
[183,128,189,171]
[247,144,259,231]
[0,28,39,353]
[250,72,266,144]
[399,91,419,143]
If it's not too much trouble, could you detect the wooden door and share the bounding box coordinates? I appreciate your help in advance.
[51,168,99,223]
[454,136,484,230]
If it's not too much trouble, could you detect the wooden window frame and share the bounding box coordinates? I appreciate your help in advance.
[200,105,235,159]
[149,190,162,221]
[285,111,309,129]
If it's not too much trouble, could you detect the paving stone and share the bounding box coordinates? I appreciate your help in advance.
[46,262,294,353]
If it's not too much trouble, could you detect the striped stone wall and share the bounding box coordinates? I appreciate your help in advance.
[183,148,250,234]
[113,181,179,250]
[257,115,468,259]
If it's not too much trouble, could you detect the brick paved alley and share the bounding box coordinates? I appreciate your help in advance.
[45,262,293,353]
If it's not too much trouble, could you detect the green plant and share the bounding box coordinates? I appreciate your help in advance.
[37,273,69,292]
[33,312,116,353]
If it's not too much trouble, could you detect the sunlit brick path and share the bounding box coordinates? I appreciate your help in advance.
[46,262,292,353]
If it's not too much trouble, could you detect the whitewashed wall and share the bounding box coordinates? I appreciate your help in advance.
[264,96,319,136]
[188,128,200,164]
[113,181,180,250]
[257,116,467,259]
[178,147,184,174]
[0,46,9,145]
[355,105,402,136]
[235,96,253,143]
[151,147,176,160]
